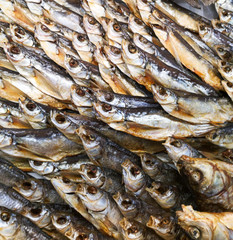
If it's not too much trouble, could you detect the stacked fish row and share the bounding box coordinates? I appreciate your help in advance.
[0,0,232,239]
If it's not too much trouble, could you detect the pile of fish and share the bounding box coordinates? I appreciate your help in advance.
[1,0,233,239]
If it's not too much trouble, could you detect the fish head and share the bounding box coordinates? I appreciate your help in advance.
[112,192,139,218]
[0,131,12,147]
[18,98,45,122]
[14,178,43,202]
[0,207,18,236]
[70,84,94,107]
[122,159,145,192]
[77,125,102,152]
[215,45,232,61]
[79,164,106,188]
[211,20,224,32]
[163,137,191,163]
[151,84,177,105]
[219,8,232,23]
[177,156,227,196]
[218,61,233,79]
[128,14,145,32]
[34,22,54,42]
[104,45,123,65]
[146,182,178,209]
[121,39,145,66]
[177,205,213,240]
[140,153,160,176]
[93,101,124,122]
[76,183,107,211]
[3,42,30,66]
[222,80,233,97]
[119,218,144,240]
[50,110,74,132]
[51,175,77,193]
[198,24,212,40]
[83,14,103,35]
[24,204,51,228]
[9,24,32,46]
[51,212,71,232]
[133,33,155,54]
[72,33,92,51]
[28,160,56,175]
[107,19,125,44]
[147,215,177,239]
[64,55,86,76]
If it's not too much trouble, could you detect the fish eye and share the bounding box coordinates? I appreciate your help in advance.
[15,27,25,38]
[122,198,132,208]
[130,166,140,176]
[41,24,49,32]
[87,167,97,178]
[110,46,121,55]
[10,46,21,55]
[88,16,97,25]
[188,226,201,239]
[161,218,170,225]
[56,216,67,225]
[76,88,85,97]
[44,18,51,24]
[128,225,139,234]
[221,61,227,66]
[87,186,97,194]
[128,44,137,54]
[158,86,167,96]
[88,134,95,141]
[215,22,222,28]
[139,35,148,44]
[76,234,88,240]
[102,103,112,112]
[1,212,10,222]
[86,89,94,96]
[135,18,143,25]
[113,23,121,32]
[142,0,147,3]
[191,170,203,182]
[62,177,71,184]
[22,181,32,190]
[227,82,233,88]
[217,47,224,53]
[33,161,43,166]
[153,24,164,30]
[224,66,232,73]
[100,176,106,182]
[171,140,182,148]
[55,114,66,124]
[145,160,153,166]
[211,132,218,139]
[77,34,86,42]
[104,93,114,102]
[222,10,229,17]
[26,102,36,111]
[69,58,79,68]
[30,207,42,216]
[199,24,206,31]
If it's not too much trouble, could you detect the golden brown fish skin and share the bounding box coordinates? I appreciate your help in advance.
[152,7,220,69]
[93,101,217,140]
[151,23,223,90]
[153,0,211,32]
[0,0,39,32]
[152,84,233,124]
[206,124,233,149]
[121,39,219,95]
[218,60,233,83]
[177,205,233,240]
[176,156,233,211]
